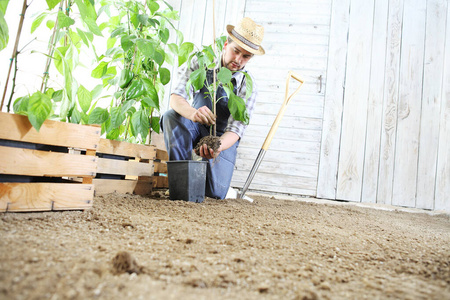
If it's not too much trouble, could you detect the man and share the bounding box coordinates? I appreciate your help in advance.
[160,17,265,199]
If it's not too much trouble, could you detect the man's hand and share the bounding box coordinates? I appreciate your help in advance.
[196,143,221,160]
[191,106,216,125]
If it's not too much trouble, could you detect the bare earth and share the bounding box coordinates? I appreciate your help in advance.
[1,192,449,300]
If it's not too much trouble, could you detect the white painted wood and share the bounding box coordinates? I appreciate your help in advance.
[316,0,350,199]
[377,0,404,205]
[230,0,331,196]
[392,0,426,207]
[416,0,448,209]
[361,0,389,203]
[435,4,450,211]
[336,0,375,202]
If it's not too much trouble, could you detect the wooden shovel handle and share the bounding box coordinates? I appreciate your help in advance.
[261,71,304,151]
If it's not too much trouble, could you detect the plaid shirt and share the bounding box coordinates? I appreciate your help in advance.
[172,56,258,138]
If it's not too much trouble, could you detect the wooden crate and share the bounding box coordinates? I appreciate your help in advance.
[93,139,157,195]
[0,112,101,212]
[153,149,168,189]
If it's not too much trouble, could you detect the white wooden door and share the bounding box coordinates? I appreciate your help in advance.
[317,0,450,211]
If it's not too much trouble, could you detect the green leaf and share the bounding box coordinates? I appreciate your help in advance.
[168,43,178,55]
[218,67,232,84]
[91,61,108,78]
[57,11,75,30]
[153,48,165,66]
[46,0,60,10]
[121,100,136,114]
[227,92,249,124]
[52,90,63,102]
[0,10,8,51]
[136,39,154,58]
[121,35,134,52]
[130,109,149,140]
[91,84,103,100]
[150,116,160,133]
[190,68,206,91]
[27,91,52,131]
[158,28,169,44]
[141,97,159,110]
[141,78,159,108]
[31,12,47,33]
[178,42,194,66]
[159,67,170,85]
[46,20,55,30]
[0,0,9,14]
[76,28,89,47]
[77,85,92,113]
[13,96,29,114]
[70,108,82,124]
[88,107,109,124]
[244,72,253,100]
[83,17,103,36]
[148,1,160,15]
[110,106,126,128]
[53,46,68,75]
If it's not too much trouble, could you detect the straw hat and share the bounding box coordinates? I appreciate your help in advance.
[226,17,265,55]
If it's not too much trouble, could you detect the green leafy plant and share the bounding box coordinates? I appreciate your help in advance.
[8,0,192,145]
[186,36,253,137]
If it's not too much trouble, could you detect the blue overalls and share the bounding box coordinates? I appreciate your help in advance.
[160,69,239,199]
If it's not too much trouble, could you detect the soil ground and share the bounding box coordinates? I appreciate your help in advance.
[1,191,449,300]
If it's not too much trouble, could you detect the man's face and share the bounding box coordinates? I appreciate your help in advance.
[222,40,254,72]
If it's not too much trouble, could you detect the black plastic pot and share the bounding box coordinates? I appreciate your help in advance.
[166,160,207,203]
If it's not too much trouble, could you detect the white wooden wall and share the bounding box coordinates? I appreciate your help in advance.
[165,0,449,211]
[318,0,450,211]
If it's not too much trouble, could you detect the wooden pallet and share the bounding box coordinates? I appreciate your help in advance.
[153,149,168,189]
[93,139,157,195]
[0,112,101,212]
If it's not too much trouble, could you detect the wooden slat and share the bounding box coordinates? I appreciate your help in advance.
[377,0,404,206]
[96,158,154,176]
[0,112,100,150]
[153,176,168,188]
[97,139,156,160]
[0,183,93,212]
[154,161,168,173]
[0,146,97,177]
[93,178,153,195]
[156,149,169,160]
[316,0,350,199]
[416,0,448,209]
[392,0,426,207]
[336,0,375,202]
[361,0,389,204]
[435,4,450,211]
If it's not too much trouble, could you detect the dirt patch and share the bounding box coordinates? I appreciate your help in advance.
[0,192,449,299]
[194,135,221,154]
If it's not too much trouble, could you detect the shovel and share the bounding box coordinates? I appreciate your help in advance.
[237,71,304,200]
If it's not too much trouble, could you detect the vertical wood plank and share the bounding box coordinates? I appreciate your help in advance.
[335,0,375,201]
[435,4,450,211]
[202,0,228,46]
[377,0,404,205]
[162,0,182,111]
[224,0,246,27]
[361,0,389,203]
[316,0,351,200]
[416,0,448,209]
[392,0,426,207]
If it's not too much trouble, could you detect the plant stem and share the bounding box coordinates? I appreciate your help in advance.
[212,0,217,136]
[1,0,28,111]
[6,52,19,112]
[40,1,63,92]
